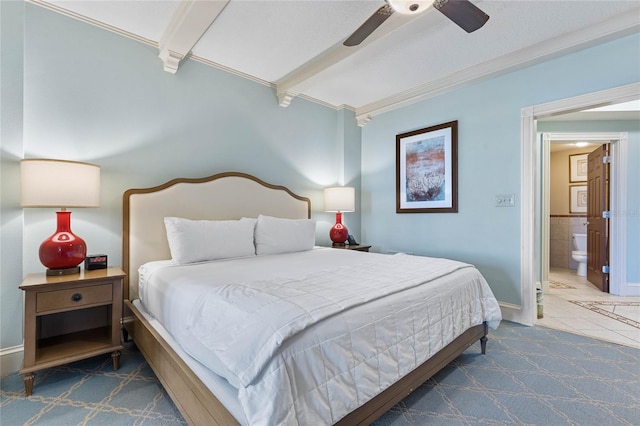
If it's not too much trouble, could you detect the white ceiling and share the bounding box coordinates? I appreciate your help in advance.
[32,0,640,125]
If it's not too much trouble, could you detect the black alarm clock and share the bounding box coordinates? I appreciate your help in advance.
[85,254,108,270]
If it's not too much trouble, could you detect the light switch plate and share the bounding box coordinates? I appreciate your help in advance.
[496,194,515,207]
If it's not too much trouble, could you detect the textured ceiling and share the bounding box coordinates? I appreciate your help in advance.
[36,0,640,123]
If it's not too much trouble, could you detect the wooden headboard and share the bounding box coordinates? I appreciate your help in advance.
[122,172,311,301]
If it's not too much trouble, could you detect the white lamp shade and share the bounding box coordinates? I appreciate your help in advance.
[324,187,355,212]
[21,159,101,208]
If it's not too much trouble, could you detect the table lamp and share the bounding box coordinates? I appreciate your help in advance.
[324,186,355,245]
[21,159,100,276]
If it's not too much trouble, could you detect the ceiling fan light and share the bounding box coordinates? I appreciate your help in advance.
[386,0,431,15]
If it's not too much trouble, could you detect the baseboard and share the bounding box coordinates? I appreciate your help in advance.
[621,281,640,296]
[541,279,550,294]
[0,344,23,375]
[498,301,533,326]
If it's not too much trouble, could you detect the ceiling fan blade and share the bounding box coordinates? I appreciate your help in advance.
[433,0,489,33]
[344,4,394,47]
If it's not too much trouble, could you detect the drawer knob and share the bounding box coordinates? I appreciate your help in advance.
[71,293,83,302]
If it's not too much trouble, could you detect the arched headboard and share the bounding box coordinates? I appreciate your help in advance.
[122,172,311,300]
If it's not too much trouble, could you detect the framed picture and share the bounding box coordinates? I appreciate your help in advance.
[396,120,458,213]
[570,185,587,213]
[569,153,588,182]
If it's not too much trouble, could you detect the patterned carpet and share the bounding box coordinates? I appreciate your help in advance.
[374,322,640,425]
[2,321,639,425]
[0,349,184,425]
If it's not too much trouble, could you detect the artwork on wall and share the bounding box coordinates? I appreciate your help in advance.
[569,153,588,182]
[396,121,458,213]
[570,185,588,213]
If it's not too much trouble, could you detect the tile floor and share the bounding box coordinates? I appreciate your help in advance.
[537,267,640,349]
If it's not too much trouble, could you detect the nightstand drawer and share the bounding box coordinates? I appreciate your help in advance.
[36,284,113,313]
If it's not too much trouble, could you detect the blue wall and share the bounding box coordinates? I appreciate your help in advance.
[1,3,361,350]
[1,0,26,351]
[361,33,640,305]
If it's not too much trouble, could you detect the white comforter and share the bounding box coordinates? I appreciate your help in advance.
[139,248,501,425]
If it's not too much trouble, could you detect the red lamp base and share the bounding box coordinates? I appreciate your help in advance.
[45,266,81,276]
[329,212,349,245]
[39,211,87,276]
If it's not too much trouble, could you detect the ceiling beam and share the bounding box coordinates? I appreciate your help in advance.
[159,0,229,73]
[275,10,423,107]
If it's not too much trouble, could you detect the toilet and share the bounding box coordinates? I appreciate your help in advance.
[571,233,587,276]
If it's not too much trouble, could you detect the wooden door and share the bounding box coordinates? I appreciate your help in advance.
[586,144,609,292]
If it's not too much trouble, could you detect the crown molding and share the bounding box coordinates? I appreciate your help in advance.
[28,0,636,127]
[27,0,343,112]
[187,53,272,87]
[26,0,158,48]
[355,9,640,126]
[299,96,349,111]
[188,55,342,110]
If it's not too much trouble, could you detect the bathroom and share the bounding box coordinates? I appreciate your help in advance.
[549,144,594,276]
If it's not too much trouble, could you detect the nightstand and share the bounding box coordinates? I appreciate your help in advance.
[19,267,125,396]
[331,244,372,252]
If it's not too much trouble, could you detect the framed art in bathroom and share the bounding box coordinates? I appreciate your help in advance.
[570,185,587,213]
[569,153,588,182]
[396,120,458,213]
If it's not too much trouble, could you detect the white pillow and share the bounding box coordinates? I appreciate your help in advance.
[254,215,316,255]
[164,217,257,264]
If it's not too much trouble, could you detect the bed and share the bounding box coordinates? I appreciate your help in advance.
[121,171,501,425]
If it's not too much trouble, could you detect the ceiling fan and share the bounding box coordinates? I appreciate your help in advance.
[344,0,489,47]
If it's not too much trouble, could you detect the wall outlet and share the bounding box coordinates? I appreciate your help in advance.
[496,193,515,207]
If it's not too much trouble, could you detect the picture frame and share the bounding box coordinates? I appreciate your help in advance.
[570,185,587,213]
[569,153,588,182]
[396,120,458,213]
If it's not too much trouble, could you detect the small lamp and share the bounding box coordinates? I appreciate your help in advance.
[21,159,100,276]
[324,186,355,245]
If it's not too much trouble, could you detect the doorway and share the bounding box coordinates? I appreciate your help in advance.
[517,82,638,326]
[540,134,620,297]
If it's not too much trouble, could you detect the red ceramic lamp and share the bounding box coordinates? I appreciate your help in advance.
[324,186,355,245]
[21,159,100,276]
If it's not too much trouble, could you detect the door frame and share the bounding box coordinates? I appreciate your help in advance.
[541,133,622,295]
[517,82,638,326]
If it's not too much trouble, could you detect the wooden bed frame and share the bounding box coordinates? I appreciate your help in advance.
[122,172,488,425]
